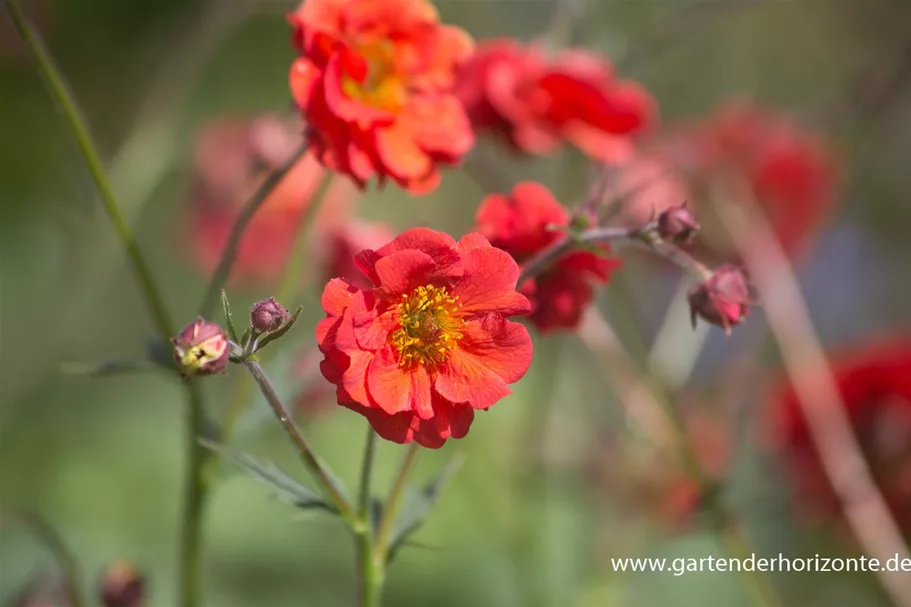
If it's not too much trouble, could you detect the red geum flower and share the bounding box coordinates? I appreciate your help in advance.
[185,115,353,284]
[475,182,621,332]
[317,228,533,448]
[288,0,474,194]
[692,102,839,256]
[773,339,911,534]
[687,265,752,334]
[457,39,654,163]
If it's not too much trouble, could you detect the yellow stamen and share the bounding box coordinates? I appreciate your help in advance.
[390,284,464,368]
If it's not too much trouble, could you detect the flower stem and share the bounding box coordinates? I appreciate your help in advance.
[374,443,420,558]
[355,427,382,607]
[6,5,212,607]
[242,360,357,524]
[197,141,310,319]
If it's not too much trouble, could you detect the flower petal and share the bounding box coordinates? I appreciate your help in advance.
[373,249,438,295]
[367,346,433,417]
[451,244,531,316]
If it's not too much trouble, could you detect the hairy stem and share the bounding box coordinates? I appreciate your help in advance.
[243,360,357,524]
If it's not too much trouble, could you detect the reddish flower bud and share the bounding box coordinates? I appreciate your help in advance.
[99,561,144,607]
[250,297,290,333]
[687,265,752,334]
[657,203,699,244]
[172,318,229,376]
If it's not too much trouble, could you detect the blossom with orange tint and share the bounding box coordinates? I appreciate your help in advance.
[773,339,911,534]
[457,39,654,163]
[185,115,351,284]
[317,228,533,447]
[288,0,474,193]
[475,182,621,332]
[691,102,839,256]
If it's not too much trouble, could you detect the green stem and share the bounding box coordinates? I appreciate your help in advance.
[358,426,378,518]
[197,142,309,319]
[355,427,382,607]
[6,0,174,341]
[6,5,213,607]
[373,443,420,558]
[0,512,86,607]
[242,360,357,524]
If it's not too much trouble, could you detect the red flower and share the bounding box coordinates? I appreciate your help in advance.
[475,182,621,332]
[457,39,654,163]
[185,115,353,284]
[317,228,533,447]
[693,102,839,256]
[774,339,911,533]
[288,0,474,193]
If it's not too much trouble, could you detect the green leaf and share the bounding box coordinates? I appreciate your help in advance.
[254,305,303,351]
[220,289,239,343]
[387,454,464,560]
[198,439,336,513]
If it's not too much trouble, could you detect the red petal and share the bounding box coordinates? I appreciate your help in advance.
[320,278,358,317]
[451,245,531,316]
[342,401,421,445]
[457,232,491,255]
[373,249,438,295]
[367,347,433,417]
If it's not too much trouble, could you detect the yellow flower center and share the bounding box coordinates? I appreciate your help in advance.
[342,39,407,112]
[390,284,463,368]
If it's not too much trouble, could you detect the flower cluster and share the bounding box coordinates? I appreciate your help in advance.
[457,39,655,162]
[288,0,474,193]
[316,228,533,447]
[475,182,622,331]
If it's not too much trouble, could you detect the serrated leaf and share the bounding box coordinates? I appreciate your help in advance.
[255,306,303,351]
[198,439,336,513]
[387,454,464,560]
[220,289,239,343]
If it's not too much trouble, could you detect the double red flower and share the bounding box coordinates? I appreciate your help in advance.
[475,182,621,332]
[288,0,475,193]
[317,228,533,447]
[457,39,654,163]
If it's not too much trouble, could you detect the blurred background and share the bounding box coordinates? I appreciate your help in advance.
[3,0,911,605]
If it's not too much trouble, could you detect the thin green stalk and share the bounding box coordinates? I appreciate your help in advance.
[374,443,420,557]
[358,426,378,518]
[197,142,309,319]
[6,7,213,607]
[355,427,382,607]
[6,0,174,341]
[242,360,357,524]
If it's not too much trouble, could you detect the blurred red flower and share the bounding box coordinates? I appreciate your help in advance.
[457,39,654,163]
[288,0,474,193]
[774,339,911,533]
[475,182,622,332]
[314,219,395,291]
[185,115,351,284]
[317,228,533,447]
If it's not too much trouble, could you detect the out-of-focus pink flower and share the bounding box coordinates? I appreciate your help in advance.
[457,39,655,163]
[313,219,396,291]
[773,338,911,535]
[184,114,351,284]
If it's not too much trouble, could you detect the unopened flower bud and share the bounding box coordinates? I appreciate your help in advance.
[172,317,229,376]
[250,297,290,333]
[687,265,752,334]
[657,203,699,244]
[100,560,144,607]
